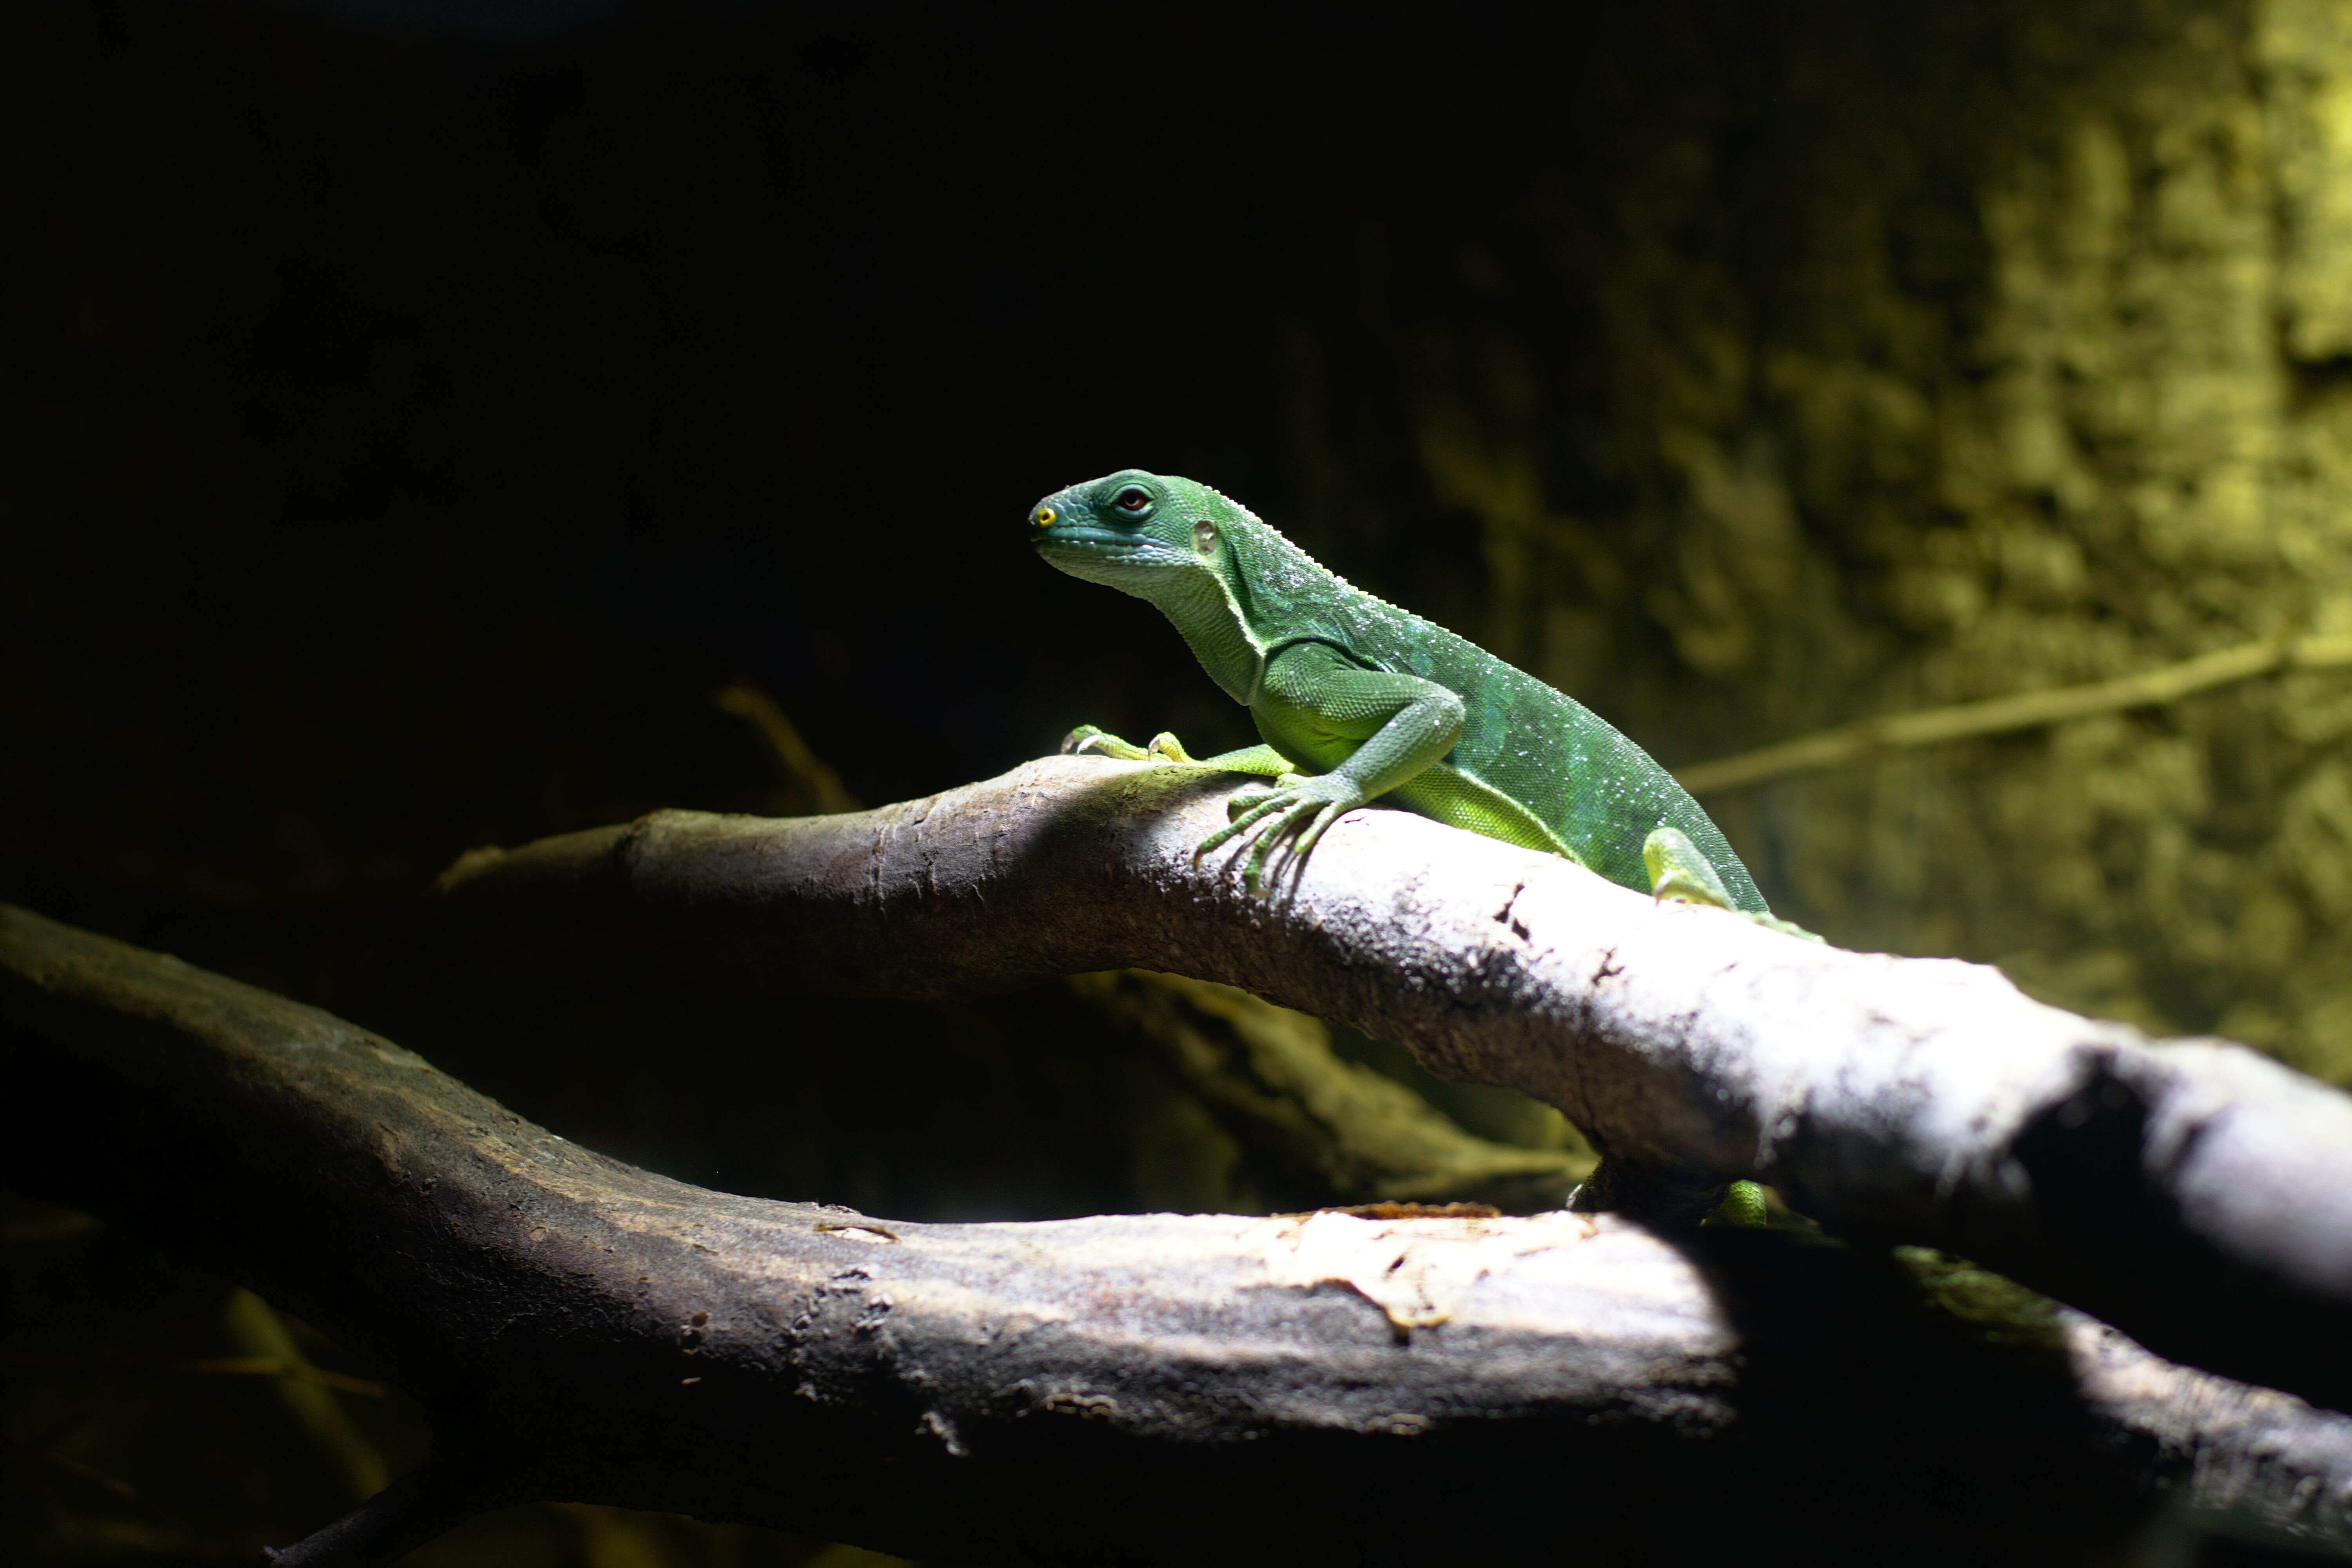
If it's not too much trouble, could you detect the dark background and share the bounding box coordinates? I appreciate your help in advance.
[9,0,2348,1563]
[4,0,1824,1231]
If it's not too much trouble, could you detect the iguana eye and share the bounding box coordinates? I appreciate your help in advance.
[1113,487,1151,512]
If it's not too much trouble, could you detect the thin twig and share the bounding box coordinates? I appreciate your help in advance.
[3,1433,138,1500]
[225,1287,394,1501]
[1677,631,2352,794]
[1075,970,1592,1208]
[0,1347,388,1397]
[262,1462,490,1568]
[713,677,862,813]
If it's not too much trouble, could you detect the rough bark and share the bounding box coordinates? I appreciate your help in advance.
[7,901,2352,1564]
[419,756,2352,1420]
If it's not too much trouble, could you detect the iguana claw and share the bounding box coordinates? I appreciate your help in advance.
[1063,725,1202,766]
[1195,772,1365,891]
[1062,724,1150,760]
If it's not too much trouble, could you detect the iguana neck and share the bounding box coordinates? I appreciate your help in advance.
[1142,572,1265,705]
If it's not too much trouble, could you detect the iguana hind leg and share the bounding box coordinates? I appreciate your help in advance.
[1643,827,1823,943]
[1189,742,1294,775]
[1388,763,1583,860]
[1569,1158,1772,1229]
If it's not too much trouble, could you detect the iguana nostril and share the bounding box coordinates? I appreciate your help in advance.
[1034,507,1056,528]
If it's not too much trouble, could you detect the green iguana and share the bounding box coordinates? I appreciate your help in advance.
[1029,468,1808,931]
[1032,468,1806,1227]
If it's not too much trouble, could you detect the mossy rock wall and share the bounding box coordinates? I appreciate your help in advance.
[1411,0,2352,1081]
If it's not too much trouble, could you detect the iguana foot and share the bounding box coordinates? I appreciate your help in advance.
[1196,771,1366,891]
[1063,724,1154,761]
[1065,726,1359,888]
[1641,828,1824,943]
[1568,1158,1770,1229]
[1708,1180,1769,1227]
[1643,826,1737,908]
[1062,726,1205,764]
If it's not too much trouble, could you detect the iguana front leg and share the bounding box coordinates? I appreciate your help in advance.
[1197,646,1465,889]
[1062,725,1292,775]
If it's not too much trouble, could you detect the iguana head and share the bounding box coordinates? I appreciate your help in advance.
[1029,469,1253,604]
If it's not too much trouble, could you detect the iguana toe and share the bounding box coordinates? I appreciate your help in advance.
[1063,724,1156,761]
[1197,775,1362,890]
[1643,826,1736,909]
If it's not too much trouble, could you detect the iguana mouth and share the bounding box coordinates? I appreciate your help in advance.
[1033,530,1181,563]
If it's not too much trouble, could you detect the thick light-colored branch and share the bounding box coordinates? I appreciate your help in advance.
[6,904,2352,1562]
[704,679,1577,1210]
[425,756,2352,1417]
[1677,630,2352,793]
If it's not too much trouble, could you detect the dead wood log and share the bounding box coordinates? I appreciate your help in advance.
[6,902,2352,1563]
[419,755,2352,1419]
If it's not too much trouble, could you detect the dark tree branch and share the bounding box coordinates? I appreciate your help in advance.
[7,903,2352,1562]
[420,757,2352,1417]
[1073,969,1590,1210]
[262,1461,492,1568]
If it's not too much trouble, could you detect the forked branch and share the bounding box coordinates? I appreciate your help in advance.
[6,902,2352,1563]
[423,755,2352,1417]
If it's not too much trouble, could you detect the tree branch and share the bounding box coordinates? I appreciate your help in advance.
[7,902,2352,1561]
[704,677,1585,1211]
[261,1461,490,1568]
[1676,629,2352,794]
[421,755,2352,1417]
[1073,970,1589,1210]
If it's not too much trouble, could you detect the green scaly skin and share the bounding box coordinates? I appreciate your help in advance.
[1031,468,1817,1224]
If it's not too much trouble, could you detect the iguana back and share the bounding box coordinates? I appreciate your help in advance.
[1223,517,1767,911]
[1031,468,1767,913]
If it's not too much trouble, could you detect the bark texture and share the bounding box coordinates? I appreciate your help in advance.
[7,901,2352,1564]
[417,757,2352,1421]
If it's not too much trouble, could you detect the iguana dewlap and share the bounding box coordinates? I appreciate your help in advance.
[1029,467,1787,925]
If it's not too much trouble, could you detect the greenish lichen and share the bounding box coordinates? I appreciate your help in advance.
[1420,0,2352,1083]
